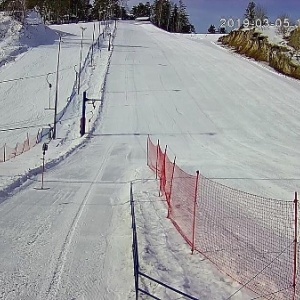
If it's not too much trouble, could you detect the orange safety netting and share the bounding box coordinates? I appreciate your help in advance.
[147,136,298,300]
[0,131,39,163]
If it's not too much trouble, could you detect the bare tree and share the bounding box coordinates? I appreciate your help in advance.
[277,13,291,36]
[4,0,26,23]
[255,3,268,27]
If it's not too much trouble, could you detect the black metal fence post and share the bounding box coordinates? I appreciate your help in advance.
[80,91,87,136]
[130,182,139,299]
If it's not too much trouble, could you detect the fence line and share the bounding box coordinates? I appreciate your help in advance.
[0,22,112,163]
[130,181,200,300]
[0,130,42,162]
[147,135,299,300]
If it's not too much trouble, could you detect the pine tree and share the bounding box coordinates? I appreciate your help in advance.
[170,3,178,32]
[177,0,193,33]
[219,27,226,34]
[245,1,256,27]
[255,4,268,26]
[131,2,151,18]
[208,24,216,34]
[151,0,194,33]
[92,0,122,20]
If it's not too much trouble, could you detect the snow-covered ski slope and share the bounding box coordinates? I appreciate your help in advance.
[1,20,300,299]
[0,19,107,147]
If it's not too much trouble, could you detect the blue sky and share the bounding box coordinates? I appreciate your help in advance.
[127,0,300,33]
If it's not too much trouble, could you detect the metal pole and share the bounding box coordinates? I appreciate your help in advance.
[293,191,298,300]
[41,153,45,189]
[91,22,96,66]
[98,17,101,49]
[78,27,86,95]
[53,35,62,140]
[108,33,111,51]
[191,170,200,254]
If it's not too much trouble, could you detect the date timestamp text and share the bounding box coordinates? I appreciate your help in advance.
[220,18,299,29]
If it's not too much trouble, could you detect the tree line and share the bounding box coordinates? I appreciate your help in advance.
[131,1,195,33]
[0,0,127,23]
[0,0,194,34]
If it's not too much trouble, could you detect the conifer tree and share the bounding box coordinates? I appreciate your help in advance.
[245,1,256,27]
[208,24,216,34]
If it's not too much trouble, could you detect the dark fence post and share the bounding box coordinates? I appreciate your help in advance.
[108,33,112,51]
[3,143,6,162]
[80,91,87,136]
[130,182,139,299]
[293,191,298,300]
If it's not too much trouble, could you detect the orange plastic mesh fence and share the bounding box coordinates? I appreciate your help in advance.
[147,136,157,173]
[164,153,174,204]
[6,144,17,160]
[1,130,40,163]
[16,142,25,156]
[23,138,30,153]
[196,175,294,299]
[168,164,197,247]
[146,136,297,300]
[29,134,38,148]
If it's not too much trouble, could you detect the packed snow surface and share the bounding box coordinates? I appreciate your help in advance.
[1,19,300,299]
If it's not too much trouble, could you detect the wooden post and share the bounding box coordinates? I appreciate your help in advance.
[191,170,200,254]
[293,191,298,300]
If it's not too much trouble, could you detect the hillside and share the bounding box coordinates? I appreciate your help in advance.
[218,26,300,80]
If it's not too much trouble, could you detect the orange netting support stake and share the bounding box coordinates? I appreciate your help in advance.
[161,145,167,195]
[156,139,159,180]
[147,135,149,166]
[166,156,176,218]
[157,143,166,197]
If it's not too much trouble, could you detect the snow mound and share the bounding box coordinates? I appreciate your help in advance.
[21,9,59,47]
[0,11,59,67]
[21,23,59,47]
